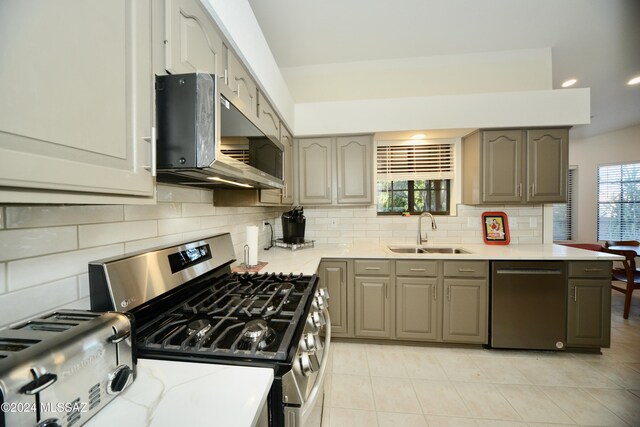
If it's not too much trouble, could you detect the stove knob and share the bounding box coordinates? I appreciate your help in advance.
[299,351,320,376]
[307,310,326,330]
[312,295,325,310]
[300,332,318,351]
[107,365,133,394]
[318,288,330,300]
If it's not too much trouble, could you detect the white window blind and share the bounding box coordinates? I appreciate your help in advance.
[553,167,575,241]
[597,162,640,241]
[376,143,454,181]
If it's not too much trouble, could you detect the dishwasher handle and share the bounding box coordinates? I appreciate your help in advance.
[495,268,563,275]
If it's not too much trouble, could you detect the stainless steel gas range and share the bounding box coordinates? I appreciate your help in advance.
[88,233,330,427]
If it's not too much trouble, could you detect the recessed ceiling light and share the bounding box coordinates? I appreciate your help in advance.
[628,76,640,85]
[561,79,577,88]
[411,134,427,140]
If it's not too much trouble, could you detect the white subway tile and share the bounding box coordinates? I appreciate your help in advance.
[0,226,77,262]
[303,210,328,218]
[0,263,5,294]
[5,205,123,228]
[200,190,214,203]
[7,245,123,291]
[519,236,543,244]
[124,203,181,221]
[353,237,380,244]
[157,184,203,203]
[57,297,91,311]
[200,215,233,229]
[518,208,544,216]
[327,237,352,244]
[78,273,90,299]
[158,217,201,235]
[0,277,78,328]
[79,221,157,248]
[354,224,379,231]
[124,234,185,254]
[181,203,216,217]
[182,228,228,242]
[367,230,392,237]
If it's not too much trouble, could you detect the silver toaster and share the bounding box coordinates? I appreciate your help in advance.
[0,310,136,427]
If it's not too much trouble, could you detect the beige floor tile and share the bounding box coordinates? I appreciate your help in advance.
[454,382,522,421]
[497,384,573,424]
[586,360,640,389]
[584,387,640,426]
[401,351,448,380]
[377,411,427,427]
[559,360,622,389]
[470,356,531,384]
[630,389,640,399]
[436,355,487,382]
[539,386,628,426]
[412,379,470,417]
[371,376,421,414]
[367,349,408,377]
[424,415,478,426]
[627,363,640,374]
[332,346,370,375]
[329,407,378,427]
[330,374,375,410]
[474,421,529,427]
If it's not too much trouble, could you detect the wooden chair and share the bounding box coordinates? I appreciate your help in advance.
[601,240,640,319]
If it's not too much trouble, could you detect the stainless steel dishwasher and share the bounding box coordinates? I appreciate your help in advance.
[491,261,566,350]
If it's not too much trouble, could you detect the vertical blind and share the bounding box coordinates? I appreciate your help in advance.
[553,168,575,241]
[376,143,454,181]
[597,162,640,241]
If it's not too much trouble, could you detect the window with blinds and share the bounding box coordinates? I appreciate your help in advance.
[553,167,576,241]
[376,142,454,215]
[376,143,454,181]
[597,162,640,241]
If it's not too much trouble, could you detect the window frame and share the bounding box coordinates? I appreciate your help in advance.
[376,179,451,216]
[597,161,640,242]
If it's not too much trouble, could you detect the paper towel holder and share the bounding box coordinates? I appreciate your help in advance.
[243,244,257,267]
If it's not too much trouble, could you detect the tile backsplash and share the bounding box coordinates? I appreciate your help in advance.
[0,190,542,329]
[0,185,285,328]
[301,204,543,246]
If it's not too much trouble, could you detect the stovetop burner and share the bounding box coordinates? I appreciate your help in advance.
[135,272,317,361]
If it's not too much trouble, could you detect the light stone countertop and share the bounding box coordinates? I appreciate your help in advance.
[86,359,273,427]
[252,243,621,275]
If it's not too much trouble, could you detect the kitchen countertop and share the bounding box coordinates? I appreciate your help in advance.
[86,359,273,427]
[254,243,621,274]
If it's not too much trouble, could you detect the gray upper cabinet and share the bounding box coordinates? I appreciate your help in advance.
[337,136,373,204]
[298,138,333,205]
[164,0,223,76]
[280,127,295,204]
[226,52,257,120]
[297,135,373,205]
[257,94,280,144]
[0,0,155,203]
[526,129,568,203]
[463,128,569,204]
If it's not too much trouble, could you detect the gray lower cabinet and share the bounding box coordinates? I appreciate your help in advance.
[355,276,392,338]
[442,261,488,344]
[318,261,348,336]
[566,261,611,348]
[396,277,439,340]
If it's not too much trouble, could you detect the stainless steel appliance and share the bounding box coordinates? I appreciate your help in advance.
[491,261,566,350]
[155,73,285,190]
[89,233,330,427]
[0,310,135,427]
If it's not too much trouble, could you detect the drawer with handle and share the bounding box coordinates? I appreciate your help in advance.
[354,260,391,275]
[444,261,487,277]
[396,260,438,277]
[568,261,611,278]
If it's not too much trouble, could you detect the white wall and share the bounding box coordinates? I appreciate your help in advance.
[0,185,286,329]
[569,124,640,243]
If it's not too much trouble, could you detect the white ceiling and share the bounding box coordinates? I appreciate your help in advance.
[248,0,640,139]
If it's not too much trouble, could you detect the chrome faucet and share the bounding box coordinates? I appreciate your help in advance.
[417,212,437,245]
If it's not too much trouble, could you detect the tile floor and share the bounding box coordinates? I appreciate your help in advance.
[322,290,640,426]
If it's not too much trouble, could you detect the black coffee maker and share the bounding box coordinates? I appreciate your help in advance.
[281,207,306,244]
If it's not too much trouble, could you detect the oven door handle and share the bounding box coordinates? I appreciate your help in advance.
[300,307,331,420]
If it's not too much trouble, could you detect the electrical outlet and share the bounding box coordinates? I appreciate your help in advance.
[330,218,337,226]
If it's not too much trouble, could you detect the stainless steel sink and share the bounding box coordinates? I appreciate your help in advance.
[387,246,470,254]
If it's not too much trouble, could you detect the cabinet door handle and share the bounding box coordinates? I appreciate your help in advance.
[433,286,437,301]
[531,183,536,197]
[458,268,476,273]
[365,267,381,271]
[410,268,426,272]
[518,183,523,197]
[384,282,387,299]
[446,286,451,301]
[143,127,156,177]
[583,268,603,272]
[569,286,577,301]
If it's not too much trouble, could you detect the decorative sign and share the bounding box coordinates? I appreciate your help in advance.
[482,211,510,245]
